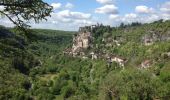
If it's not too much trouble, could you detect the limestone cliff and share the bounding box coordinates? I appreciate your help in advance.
[65,26,96,57]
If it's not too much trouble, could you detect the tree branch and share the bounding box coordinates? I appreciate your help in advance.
[0,10,29,33]
[0,3,33,8]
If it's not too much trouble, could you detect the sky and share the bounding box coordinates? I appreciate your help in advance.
[0,0,170,31]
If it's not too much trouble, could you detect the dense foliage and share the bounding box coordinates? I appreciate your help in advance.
[0,20,170,100]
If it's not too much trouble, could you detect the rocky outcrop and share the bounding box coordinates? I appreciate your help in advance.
[162,52,170,59]
[90,52,98,60]
[73,32,92,49]
[140,60,152,69]
[64,25,127,64]
[71,31,92,56]
[64,26,96,57]
[142,32,158,46]
[106,54,127,69]
[142,30,170,46]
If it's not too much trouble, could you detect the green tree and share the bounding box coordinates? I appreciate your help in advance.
[99,69,163,100]
[0,0,52,30]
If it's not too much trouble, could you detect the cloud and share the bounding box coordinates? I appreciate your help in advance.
[55,10,91,20]
[0,8,94,31]
[51,3,62,10]
[65,2,74,9]
[74,19,94,26]
[160,1,170,14]
[1,1,170,31]
[48,10,94,30]
[135,5,154,14]
[109,14,119,20]
[70,12,91,19]
[96,0,113,4]
[145,14,160,22]
[0,6,5,11]
[109,12,161,25]
[0,17,13,27]
[125,13,137,19]
[95,4,118,14]
[51,10,95,30]
[161,13,170,20]
[159,1,170,20]
[114,13,138,23]
[56,10,70,18]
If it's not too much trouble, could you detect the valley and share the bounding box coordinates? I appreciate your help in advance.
[0,20,170,100]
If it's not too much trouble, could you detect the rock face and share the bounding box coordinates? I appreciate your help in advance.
[140,60,152,69]
[142,32,158,46]
[90,52,98,60]
[64,25,128,68]
[73,32,92,50]
[106,54,127,68]
[142,30,170,46]
[69,26,94,56]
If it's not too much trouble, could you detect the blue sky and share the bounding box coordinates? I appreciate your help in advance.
[0,0,170,31]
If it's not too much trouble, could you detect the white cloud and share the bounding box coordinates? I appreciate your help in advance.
[0,6,4,11]
[74,19,94,26]
[118,13,138,23]
[161,8,170,14]
[162,13,170,20]
[51,3,62,10]
[95,5,118,14]
[47,10,93,26]
[48,10,95,30]
[109,12,160,24]
[109,14,119,20]
[125,13,137,19]
[0,17,13,27]
[71,12,91,19]
[159,1,170,20]
[55,10,91,20]
[135,5,154,14]
[51,12,73,23]
[145,14,160,22]
[57,10,70,18]
[123,14,161,24]
[0,8,94,31]
[160,1,170,14]
[96,0,113,4]
[65,2,74,9]
[50,10,94,30]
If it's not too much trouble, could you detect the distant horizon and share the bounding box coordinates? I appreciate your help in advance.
[1,18,168,32]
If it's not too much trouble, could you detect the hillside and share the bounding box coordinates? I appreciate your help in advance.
[0,27,74,99]
[0,20,170,100]
[67,20,170,70]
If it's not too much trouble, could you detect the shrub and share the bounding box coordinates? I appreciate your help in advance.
[98,69,163,100]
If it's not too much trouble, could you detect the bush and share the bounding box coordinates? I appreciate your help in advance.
[61,80,75,98]
[98,69,163,100]
[160,66,170,82]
